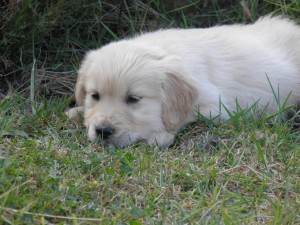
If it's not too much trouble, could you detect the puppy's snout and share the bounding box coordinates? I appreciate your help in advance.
[96,126,115,139]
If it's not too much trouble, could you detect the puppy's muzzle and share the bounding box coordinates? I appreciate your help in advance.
[95,126,115,139]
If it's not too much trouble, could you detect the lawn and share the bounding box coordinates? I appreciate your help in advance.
[1,91,300,224]
[1,0,300,224]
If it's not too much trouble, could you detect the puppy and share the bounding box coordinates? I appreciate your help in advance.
[68,16,300,147]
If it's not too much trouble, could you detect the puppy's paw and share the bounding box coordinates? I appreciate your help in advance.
[147,131,175,147]
[65,106,84,119]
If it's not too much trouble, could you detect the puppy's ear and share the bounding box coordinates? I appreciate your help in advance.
[75,73,86,106]
[161,73,198,132]
[75,51,96,106]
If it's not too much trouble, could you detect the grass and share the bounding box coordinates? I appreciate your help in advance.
[1,97,300,224]
[1,0,300,224]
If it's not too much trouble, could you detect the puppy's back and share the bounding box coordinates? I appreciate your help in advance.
[131,16,300,115]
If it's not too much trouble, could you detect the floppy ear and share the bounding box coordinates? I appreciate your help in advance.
[66,69,85,119]
[161,73,198,132]
[75,50,96,106]
[75,72,86,106]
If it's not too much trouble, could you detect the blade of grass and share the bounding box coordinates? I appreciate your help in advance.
[250,133,268,170]
[99,21,120,41]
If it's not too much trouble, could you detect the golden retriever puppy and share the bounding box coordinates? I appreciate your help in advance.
[69,16,300,147]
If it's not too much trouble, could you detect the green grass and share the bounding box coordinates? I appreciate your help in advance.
[0,95,300,224]
[1,0,300,224]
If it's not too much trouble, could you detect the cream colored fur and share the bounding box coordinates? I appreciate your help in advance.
[70,16,300,147]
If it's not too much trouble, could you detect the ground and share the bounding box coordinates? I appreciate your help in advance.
[0,96,299,224]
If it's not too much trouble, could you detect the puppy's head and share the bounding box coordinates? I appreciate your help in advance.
[76,41,197,147]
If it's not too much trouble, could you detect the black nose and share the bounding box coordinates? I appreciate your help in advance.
[95,126,115,139]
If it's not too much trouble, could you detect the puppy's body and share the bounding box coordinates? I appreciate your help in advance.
[134,17,300,116]
[73,16,300,147]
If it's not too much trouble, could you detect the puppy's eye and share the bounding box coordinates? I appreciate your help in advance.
[91,92,100,101]
[126,95,141,104]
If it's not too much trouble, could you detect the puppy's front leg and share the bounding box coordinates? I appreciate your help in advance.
[65,106,84,119]
[147,131,175,147]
